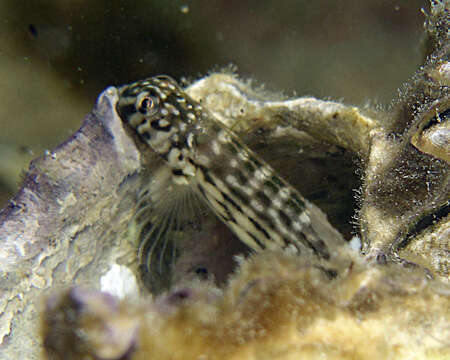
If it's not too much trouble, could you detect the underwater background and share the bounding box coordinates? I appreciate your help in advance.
[0,0,426,205]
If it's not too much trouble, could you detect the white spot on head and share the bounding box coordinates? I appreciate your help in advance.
[173,175,189,186]
[164,103,181,117]
[159,119,170,127]
[187,133,195,148]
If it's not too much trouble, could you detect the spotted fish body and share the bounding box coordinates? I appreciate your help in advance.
[117,76,332,275]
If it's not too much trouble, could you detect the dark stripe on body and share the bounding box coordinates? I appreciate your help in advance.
[246,231,266,250]
[221,192,244,213]
[197,165,217,186]
[248,217,271,240]
[234,169,248,186]
[278,210,292,227]
[255,190,272,208]
[228,186,250,207]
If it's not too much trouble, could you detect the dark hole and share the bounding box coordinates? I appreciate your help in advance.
[28,24,38,38]
[195,267,208,279]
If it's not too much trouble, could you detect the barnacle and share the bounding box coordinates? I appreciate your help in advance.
[410,98,449,163]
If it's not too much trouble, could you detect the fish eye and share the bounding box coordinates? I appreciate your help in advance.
[137,93,159,115]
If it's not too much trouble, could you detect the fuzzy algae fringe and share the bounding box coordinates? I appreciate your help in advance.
[43,250,449,360]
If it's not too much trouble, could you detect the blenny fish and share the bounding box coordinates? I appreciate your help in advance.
[116,75,340,286]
